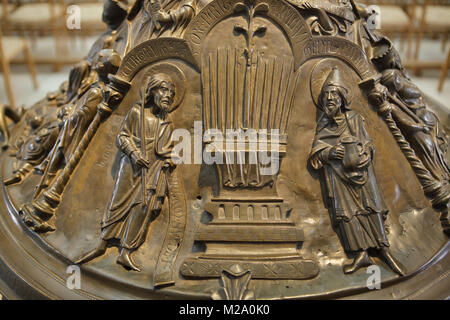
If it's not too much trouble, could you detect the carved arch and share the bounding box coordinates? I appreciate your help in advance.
[116,38,199,81]
[184,0,311,70]
[300,37,377,80]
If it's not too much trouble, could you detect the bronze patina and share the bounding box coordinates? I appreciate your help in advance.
[0,0,448,299]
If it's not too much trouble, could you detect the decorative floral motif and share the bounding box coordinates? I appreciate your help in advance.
[211,264,255,300]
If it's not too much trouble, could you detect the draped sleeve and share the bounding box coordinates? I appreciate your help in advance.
[168,0,196,35]
[309,117,333,170]
[155,120,174,159]
[351,112,375,158]
[117,105,141,158]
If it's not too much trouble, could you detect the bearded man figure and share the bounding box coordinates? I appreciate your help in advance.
[76,73,177,272]
[309,67,405,275]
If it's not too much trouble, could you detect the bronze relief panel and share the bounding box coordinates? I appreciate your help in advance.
[0,0,448,300]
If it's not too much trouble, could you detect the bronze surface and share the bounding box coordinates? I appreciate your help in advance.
[0,0,448,299]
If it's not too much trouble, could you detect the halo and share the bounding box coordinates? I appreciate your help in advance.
[310,59,354,109]
[143,62,186,112]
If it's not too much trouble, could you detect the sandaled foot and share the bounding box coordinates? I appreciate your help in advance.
[379,248,406,276]
[343,251,373,274]
[19,204,56,233]
[75,247,107,265]
[4,174,22,186]
[33,221,56,233]
[117,250,141,272]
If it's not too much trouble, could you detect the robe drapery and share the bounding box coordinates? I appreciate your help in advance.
[58,87,101,161]
[392,106,450,184]
[386,77,450,183]
[128,0,196,49]
[101,104,174,250]
[310,110,389,252]
[42,85,102,180]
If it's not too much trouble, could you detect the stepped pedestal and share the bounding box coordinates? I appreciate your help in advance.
[181,197,319,279]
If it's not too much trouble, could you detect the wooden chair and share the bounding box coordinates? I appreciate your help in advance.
[414,0,450,72]
[0,25,38,110]
[2,0,68,70]
[438,48,449,92]
[1,1,13,17]
[61,0,107,51]
[0,1,17,28]
[361,0,417,59]
[64,0,106,36]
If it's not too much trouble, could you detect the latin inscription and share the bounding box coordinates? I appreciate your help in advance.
[303,37,376,79]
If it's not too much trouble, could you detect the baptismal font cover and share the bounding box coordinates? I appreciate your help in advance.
[0,0,448,299]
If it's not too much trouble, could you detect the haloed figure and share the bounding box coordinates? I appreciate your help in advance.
[76,73,177,271]
[309,67,405,275]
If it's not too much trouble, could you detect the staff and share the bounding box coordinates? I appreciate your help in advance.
[387,91,421,123]
[140,86,147,208]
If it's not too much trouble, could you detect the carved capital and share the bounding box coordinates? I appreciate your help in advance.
[100,74,132,117]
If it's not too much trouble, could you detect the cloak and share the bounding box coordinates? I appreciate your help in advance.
[101,104,174,250]
[310,110,389,251]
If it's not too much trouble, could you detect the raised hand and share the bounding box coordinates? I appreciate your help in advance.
[156,10,172,23]
[131,152,150,169]
[329,145,345,160]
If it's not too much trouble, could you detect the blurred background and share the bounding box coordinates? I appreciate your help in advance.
[0,0,449,113]
[0,0,105,109]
